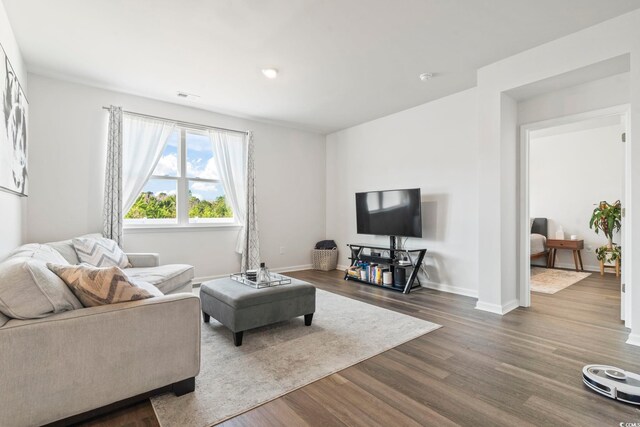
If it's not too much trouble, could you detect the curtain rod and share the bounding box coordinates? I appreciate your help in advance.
[101,106,249,135]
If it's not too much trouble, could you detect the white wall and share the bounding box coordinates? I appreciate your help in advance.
[530,123,624,271]
[475,8,640,345]
[326,88,479,297]
[0,0,27,259]
[518,73,630,125]
[26,74,326,280]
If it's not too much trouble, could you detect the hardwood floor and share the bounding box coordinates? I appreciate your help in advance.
[78,269,640,426]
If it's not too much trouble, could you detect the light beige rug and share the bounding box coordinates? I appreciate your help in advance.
[151,288,440,426]
[530,267,591,294]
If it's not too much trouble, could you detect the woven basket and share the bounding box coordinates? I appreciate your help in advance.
[311,248,338,271]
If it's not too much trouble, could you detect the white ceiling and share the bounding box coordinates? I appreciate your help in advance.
[5,0,640,134]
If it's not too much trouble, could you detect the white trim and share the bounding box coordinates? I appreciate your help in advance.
[475,299,519,315]
[192,264,313,285]
[270,264,314,274]
[518,105,631,316]
[518,122,531,307]
[626,333,640,347]
[421,282,478,298]
[623,108,632,328]
[124,223,242,233]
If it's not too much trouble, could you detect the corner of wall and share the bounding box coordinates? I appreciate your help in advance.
[475,299,519,315]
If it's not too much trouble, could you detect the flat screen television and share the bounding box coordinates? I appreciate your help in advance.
[355,188,422,238]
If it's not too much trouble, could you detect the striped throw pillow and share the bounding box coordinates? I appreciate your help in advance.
[47,263,154,307]
[72,237,131,268]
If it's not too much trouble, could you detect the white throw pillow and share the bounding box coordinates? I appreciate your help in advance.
[72,237,131,269]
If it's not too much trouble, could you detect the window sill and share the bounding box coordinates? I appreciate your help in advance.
[124,223,242,233]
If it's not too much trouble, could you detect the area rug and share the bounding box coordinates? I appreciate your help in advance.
[530,267,591,294]
[151,288,440,426]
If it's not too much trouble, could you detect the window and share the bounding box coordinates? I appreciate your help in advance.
[124,127,235,227]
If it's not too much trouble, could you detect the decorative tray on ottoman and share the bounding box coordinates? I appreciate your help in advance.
[230,272,292,289]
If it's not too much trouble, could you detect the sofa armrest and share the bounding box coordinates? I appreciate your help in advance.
[127,252,160,267]
[0,294,201,426]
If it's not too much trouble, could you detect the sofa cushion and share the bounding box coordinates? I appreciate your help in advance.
[132,280,164,298]
[72,237,131,268]
[8,243,70,264]
[47,264,155,307]
[44,233,104,264]
[0,257,83,319]
[45,240,80,264]
[0,312,10,328]
[125,264,194,294]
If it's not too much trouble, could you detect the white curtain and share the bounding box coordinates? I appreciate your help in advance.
[210,130,260,271]
[103,106,123,245]
[122,115,176,214]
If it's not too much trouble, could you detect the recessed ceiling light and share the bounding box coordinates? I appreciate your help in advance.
[419,72,434,81]
[261,68,279,79]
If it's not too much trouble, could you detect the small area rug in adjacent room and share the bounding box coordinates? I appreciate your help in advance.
[151,288,440,426]
[530,267,591,294]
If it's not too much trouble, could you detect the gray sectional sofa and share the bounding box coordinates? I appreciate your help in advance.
[0,234,201,426]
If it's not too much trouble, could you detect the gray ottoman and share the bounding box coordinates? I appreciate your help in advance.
[200,277,316,346]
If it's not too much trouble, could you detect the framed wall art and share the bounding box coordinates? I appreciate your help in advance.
[0,43,28,196]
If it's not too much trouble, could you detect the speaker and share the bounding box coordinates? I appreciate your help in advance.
[394,267,406,288]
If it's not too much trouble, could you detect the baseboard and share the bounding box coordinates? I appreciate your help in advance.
[626,333,640,347]
[421,282,478,298]
[475,299,519,315]
[538,261,601,272]
[193,264,313,285]
[271,264,313,274]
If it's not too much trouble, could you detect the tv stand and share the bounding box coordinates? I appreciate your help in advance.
[344,242,427,294]
[389,236,397,259]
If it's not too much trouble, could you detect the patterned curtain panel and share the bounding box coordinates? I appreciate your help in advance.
[241,132,260,272]
[103,106,123,245]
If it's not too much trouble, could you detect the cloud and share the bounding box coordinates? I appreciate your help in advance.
[153,154,178,176]
[202,158,220,179]
[187,157,219,180]
[190,181,219,192]
[154,153,219,181]
[186,136,211,152]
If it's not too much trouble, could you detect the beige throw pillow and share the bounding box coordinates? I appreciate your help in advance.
[47,264,155,307]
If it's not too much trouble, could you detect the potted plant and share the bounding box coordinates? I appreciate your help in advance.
[589,200,622,264]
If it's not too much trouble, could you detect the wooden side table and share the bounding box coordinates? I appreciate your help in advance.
[546,239,584,271]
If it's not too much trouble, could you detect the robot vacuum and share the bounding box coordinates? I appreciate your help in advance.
[583,365,640,405]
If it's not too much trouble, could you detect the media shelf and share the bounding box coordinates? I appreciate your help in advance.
[344,241,427,294]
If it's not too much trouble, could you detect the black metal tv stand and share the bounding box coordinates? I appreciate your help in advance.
[344,238,427,294]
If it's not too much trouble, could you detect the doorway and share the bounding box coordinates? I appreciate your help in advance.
[519,106,630,325]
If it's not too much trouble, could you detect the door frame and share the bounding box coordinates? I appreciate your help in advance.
[518,104,631,326]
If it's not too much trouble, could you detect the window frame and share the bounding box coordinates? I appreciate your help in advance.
[123,126,239,230]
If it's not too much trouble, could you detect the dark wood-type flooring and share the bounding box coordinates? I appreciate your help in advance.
[77,269,640,426]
